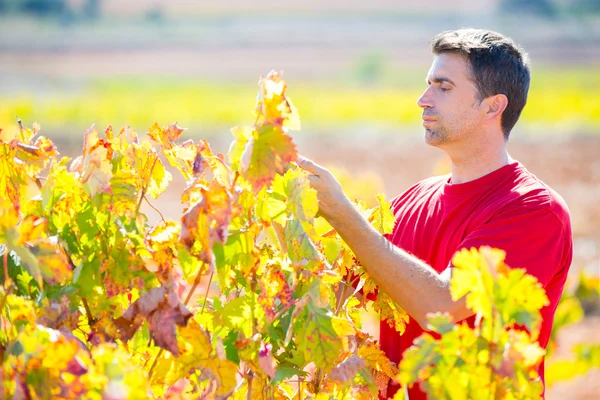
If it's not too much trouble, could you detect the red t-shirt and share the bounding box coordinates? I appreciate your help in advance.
[380,161,572,399]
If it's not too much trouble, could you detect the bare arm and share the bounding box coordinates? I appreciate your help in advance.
[298,156,473,328]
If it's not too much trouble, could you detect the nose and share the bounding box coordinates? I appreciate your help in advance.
[417,87,434,109]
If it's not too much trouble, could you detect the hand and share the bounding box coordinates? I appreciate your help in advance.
[297,155,350,223]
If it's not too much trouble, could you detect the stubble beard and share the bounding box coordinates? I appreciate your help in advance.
[424,125,449,147]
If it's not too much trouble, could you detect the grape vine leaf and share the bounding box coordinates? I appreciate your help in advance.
[450,246,500,318]
[232,125,297,192]
[295,301,344,371]
[272,168,318,222]
[255,70,301,131]
[114,286,192,356]
[180,180,233,263]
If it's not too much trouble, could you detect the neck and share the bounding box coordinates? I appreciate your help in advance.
[447,136,512,184]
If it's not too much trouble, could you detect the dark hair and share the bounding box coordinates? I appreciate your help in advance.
[431,28,531,140]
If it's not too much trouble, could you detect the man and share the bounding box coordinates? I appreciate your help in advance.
[298,28,572,399]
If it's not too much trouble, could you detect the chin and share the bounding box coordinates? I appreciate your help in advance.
[424,129,445,147]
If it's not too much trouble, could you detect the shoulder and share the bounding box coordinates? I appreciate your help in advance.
[501,164,571,232]
[390,174,448,209]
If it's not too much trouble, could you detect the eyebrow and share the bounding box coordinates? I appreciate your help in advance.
[426,75,456,86]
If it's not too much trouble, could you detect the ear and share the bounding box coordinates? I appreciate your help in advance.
[483,94,508,125]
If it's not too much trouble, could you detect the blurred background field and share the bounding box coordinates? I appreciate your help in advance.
[1,0,599,398]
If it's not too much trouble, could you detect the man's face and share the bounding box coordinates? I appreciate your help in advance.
[417,53,485,148]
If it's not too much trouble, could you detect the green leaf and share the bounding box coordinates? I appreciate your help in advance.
[425,313,455,335]
[73,254,100,297]
[295,301,343,371]
[272,168,318,222]
[273,364,307,385]
[495,267,548,335]
[284,219,319,263]
[257,192,288,226]
[397,334,440,386]
[214,294,265,338]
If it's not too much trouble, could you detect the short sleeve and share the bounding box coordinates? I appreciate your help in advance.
[456,206,570,287]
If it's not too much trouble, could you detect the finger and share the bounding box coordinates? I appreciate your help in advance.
[306,174,320,186]
[297,155,323,175]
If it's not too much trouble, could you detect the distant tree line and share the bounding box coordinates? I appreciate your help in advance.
[500,0,600,17]
[0,0,598,19]
[0,0,100,19]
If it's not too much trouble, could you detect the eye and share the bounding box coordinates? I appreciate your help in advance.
[440,86,451,92]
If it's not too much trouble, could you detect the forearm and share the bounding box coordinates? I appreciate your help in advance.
[329,197,467,327]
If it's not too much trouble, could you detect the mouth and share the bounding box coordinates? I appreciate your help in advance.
[422,116,437,122]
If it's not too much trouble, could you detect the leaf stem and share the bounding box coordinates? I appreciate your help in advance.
[16,117,24,139]
[33,177,43,191]
[232,171,240,189]
[147,348,163,380]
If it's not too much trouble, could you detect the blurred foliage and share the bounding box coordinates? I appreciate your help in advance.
[327,166,386,208]
[575,271,600,315]
[546,270,600,387]
[547,344,600,387]
[0,68,598,139]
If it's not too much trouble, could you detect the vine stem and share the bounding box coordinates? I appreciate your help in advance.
[246,371,254,400]
[0,283,12,315]
[3,248,9,287]
[272,221,287,253]
[246,276,259,400]
[62,249,96,327]
[143,195,166,222]
[334,283,348,316]
[231,171,240,189]
[81,298,95,327]
[198,267,214,314]
[0,281,13,340]
[135,152,160,214]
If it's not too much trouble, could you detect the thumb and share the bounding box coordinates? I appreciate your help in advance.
[297,155,323,176]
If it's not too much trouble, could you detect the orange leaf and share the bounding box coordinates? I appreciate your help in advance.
[148,122,186,148]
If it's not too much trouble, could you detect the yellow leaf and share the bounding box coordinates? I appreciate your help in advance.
[146,156,172,199]
[197,357,238,398]
[255,70,301,131]
[358,341,399,379]
[146,220,180,252]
